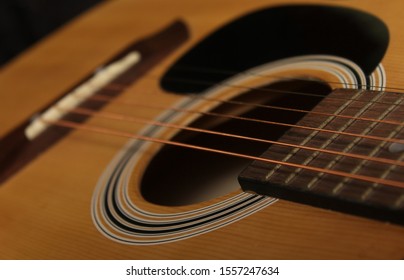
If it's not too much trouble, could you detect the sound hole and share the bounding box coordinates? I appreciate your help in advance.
[141,80,332,206]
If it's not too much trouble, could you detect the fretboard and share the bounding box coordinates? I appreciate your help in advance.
[238,88,404,225]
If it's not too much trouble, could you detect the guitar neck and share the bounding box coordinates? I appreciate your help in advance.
[239,88,404,224]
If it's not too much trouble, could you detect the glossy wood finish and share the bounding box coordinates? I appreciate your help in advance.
[1,0,404,259]
[0,20,188,184]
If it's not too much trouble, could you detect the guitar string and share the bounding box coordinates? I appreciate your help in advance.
[40,64,404,191]
[86,94,404,145]
[100,87,402,126]
[43,118,404,190]
[63,106,404,167]
[106,77,402,107]
[137,74,402,105]
[161,94,402,126]
[168,64,404,93]
[104,75,404,119]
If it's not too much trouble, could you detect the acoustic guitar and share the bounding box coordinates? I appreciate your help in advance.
[1,0,404,259]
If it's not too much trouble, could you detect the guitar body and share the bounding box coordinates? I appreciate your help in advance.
[1,0,404,259]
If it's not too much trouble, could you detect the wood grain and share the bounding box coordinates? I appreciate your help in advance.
[239,88,404,224]
[1,0,404,259]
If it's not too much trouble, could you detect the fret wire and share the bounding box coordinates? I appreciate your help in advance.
[88,94,404,144]
[109,76,403,107]
[303,89,384,190]
[390,146,404,209]
[44,119,404,189]
[168,92,403,126]
[89,93,404,130]
[394,194,404,208]
[62,107,403,167]
[264,89,364,182]
[266,90,363,185]
[331,92,404,195]
[156,66,404,196]
[139,74,403,107]
[362,93,404,203]
[361,125,404,202]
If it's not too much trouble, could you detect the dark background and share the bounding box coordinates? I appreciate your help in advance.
[0,0,103,67]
